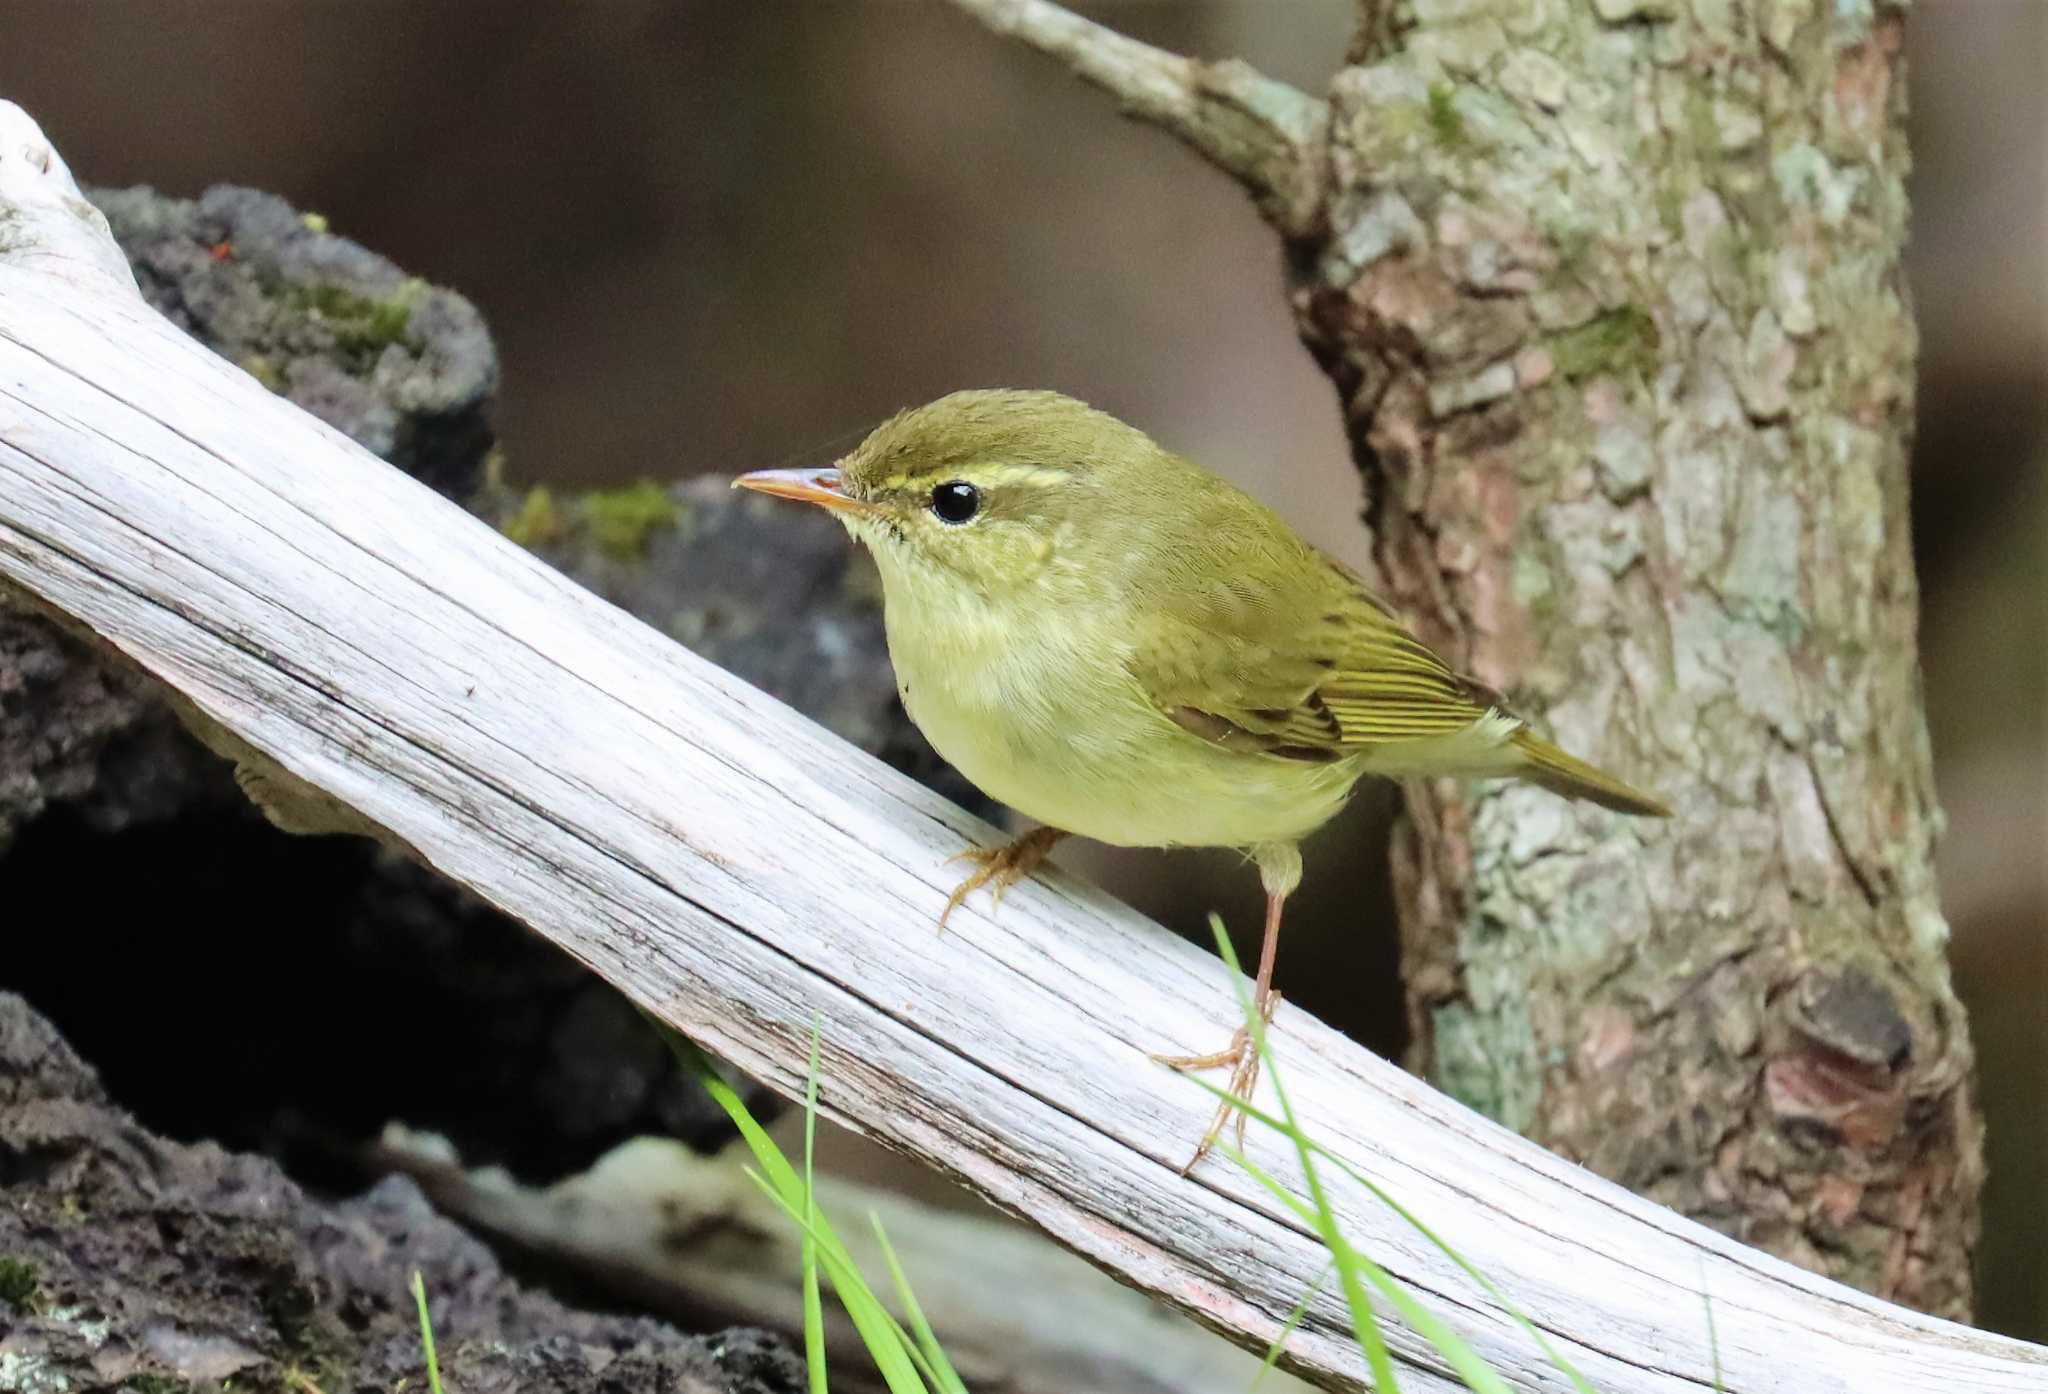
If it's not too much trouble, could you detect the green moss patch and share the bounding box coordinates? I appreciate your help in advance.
[285,279,423,356]
[125,1375,194,1394]
[0,1256,38,1308]
[1550,306,1660,383]
[499,480,683,561]
[498,484,567,550]
[578,480,683,561]
[1427,82,1467,148]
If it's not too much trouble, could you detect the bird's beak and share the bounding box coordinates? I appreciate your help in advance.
[732,467,872,516]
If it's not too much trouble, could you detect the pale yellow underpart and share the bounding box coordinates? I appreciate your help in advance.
[869,525,1527,866]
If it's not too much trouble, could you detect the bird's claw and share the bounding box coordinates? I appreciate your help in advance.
[1153,991,1282,1174]
[936,826,1066,931]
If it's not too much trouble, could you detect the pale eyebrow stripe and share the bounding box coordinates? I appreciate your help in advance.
[869,462,1076,492]
[979,463,1075,489]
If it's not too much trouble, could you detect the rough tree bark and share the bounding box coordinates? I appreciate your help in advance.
[950,0,1980,1318]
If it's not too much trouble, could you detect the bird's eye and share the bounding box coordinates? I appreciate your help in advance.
[929,481,980,524]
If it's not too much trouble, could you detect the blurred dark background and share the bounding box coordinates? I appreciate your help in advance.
[1,0,2039,1343]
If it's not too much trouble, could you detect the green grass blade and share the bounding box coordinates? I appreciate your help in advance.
[1339,1238,1513,1394]
[870,1212,971,1394]
[1174,1046,1596,1394]
[651,1017,804,1197]
[742,1167,938,1394]
[1701,1263,1724,1394]
[1193,915,1596,1394]
[1224,1141,1399,1390]
[1204,919,1399,1391]
[1304,1140,1597,1394]
[1185,1077,1594,1393]
[648,1014,932,1394]
[410,1269,444,1394]
[1254,1262,1332,1392]
[803,1028,829,1394]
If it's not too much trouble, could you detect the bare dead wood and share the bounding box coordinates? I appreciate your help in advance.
[0,101,2040,1394]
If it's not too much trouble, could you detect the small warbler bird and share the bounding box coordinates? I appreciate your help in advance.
[738,390,1668,1167]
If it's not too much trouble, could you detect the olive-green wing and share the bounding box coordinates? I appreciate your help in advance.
[1129,553,1492,760]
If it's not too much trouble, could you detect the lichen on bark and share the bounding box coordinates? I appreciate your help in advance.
[1283,0,1979,1316]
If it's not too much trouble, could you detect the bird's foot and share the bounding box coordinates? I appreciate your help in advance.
[1152,991,1282,1174]
[937,825,1068,930]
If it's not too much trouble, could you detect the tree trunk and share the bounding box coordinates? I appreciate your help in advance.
[949,0,1982,1323]
[1289,0,1979,1317]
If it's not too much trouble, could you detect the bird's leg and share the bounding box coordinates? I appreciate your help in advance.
[938,825,1069,929]
[1154,887,1286,1170]
[1153,841,1300,1173]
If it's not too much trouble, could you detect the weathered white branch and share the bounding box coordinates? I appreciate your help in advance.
[0,101,2040,1393]
[942,0,1326,236]
[0,106,135,294]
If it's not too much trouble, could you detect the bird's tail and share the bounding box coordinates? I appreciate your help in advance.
[1510,730,1671,818]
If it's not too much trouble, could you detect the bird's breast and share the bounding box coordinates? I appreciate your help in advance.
[882,592,1356,851]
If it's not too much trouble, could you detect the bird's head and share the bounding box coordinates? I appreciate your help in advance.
[735,389,1163,603]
